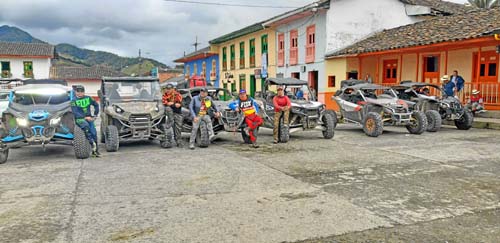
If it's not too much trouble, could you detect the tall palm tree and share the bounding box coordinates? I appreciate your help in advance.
[468,0,499,9]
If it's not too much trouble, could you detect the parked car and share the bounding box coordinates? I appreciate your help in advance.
[98,77,173,152]
[0,82,92,163]
[332,80,427,137]
[255,77,335,142]
[393,81,473,131]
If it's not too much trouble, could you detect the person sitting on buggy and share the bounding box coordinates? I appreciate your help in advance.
[71,85,100,157]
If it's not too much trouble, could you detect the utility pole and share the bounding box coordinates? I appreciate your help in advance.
[192,36,200,52]
[138,49,142,76]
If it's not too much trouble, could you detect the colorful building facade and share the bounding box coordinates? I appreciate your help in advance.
[209,24,276,98]
[263,0,329,99]
[324,7,500,110]
[174,46,219,87]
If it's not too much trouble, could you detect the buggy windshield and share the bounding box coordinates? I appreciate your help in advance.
[104,81,161,103]
[13,92,70,105]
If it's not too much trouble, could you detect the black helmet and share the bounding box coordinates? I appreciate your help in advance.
[166,83,174,89]
[74,85,85,92]
[200,87,208,92]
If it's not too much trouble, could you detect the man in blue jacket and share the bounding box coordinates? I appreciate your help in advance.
[450,70,465,93]
[188,88,219,149]
[71,85,100,157]
[441,75,455,97]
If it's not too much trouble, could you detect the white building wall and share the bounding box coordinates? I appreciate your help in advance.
[275,12,327,91]
[0,57,51,80]
[326,0,421,53]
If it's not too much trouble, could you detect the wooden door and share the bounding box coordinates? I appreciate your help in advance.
[423,55,440,84]
[383,59,398,84]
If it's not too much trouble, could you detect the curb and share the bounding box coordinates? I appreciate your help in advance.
[443,120,500,130]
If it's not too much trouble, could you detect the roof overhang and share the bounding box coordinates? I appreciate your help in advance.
[0,54,53,59]
[405,4,432,16]
[174,52,217,63]
[263,0,329,27]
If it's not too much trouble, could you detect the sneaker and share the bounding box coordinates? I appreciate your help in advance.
[252,142,259,148]
[243,127,250,136]
[189,144,195,150]
[92,151,101,158]
[209,134,216,141]
[92,142,97,152]
[273,141,278,144]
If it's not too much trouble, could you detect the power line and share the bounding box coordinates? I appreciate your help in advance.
[163,0,300,9]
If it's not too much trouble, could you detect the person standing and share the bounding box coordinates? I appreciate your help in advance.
[162,83,183,147]
[442,75,455,97]
[71,85,100,157]
[188,88,218,150]
[229,89,263,148]
[365,74,373,83]
[450,70,465,94]
[272,86,291,144]
[309,85,316,100]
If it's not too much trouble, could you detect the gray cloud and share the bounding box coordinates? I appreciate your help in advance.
[0,0,467,65]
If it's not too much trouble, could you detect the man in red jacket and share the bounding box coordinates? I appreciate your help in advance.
[273,86,291,144]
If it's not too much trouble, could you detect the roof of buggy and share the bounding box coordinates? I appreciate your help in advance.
[344,83,390,91]
[13,84,71,94]
[22,79,68,86]
[102,76,159,82]
[266,77,308,86]
[397,81,441,89]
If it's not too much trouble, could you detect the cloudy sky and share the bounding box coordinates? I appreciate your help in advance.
[0,0,467,65]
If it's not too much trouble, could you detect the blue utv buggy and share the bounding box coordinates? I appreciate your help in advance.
[0,81,92,163]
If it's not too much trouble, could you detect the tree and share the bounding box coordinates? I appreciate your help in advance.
[468,0,499,9]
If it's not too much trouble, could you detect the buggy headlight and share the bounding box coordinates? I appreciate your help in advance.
[155,106,160,112]
[16,117,28,127]
[50,117,61,126]
[115,107,123,113]
[292,107,302,113]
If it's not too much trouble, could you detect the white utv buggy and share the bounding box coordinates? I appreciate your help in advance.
[392,81,473,131]
[255,77,335,142]
[98,77,173,152]
[0,81,92,163]
[332,80,427,137]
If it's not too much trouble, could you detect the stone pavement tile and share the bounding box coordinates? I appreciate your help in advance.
[320,160,500,225]
[77,147,316,203]
[70,191,391,243]
[0,194,73,243]
[294,208,500,243]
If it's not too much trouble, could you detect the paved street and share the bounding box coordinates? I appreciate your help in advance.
[1,125,499,243]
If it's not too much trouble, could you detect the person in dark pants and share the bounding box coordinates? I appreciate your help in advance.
[71,85,100,157]
[450,70,465,94]
[188,88,219,150]
[162,83,184,147]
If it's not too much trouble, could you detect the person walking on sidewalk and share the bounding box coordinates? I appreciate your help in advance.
[188,88,219,149]
[162,83,184,147]
[229,89,263,148]
[272,86,291,144]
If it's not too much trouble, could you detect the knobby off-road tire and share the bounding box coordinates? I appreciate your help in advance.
[279,120,290,143]
[241,126,259,144]
[406,111,427,135]
[105,125,120,152]
[323,109,338,129]
[455,110,473,130]
[425,110,442,132]
[73,126,92,159]
[363,112,384,137]
[0,148,9,164]
[322,111,335,139]
[100,124,106,143]
[196,121,210,148]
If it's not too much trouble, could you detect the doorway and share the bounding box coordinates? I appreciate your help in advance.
[383,60,398,84]
[291,72,300,79]
[423,55,440,83]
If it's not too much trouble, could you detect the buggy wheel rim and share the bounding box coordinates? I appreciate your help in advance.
[366,118,375,132]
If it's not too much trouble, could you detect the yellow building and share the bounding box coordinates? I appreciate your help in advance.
[209,23,276,97]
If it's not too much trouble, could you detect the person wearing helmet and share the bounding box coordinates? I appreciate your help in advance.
[71,85,100,157]
[162,83,183,147]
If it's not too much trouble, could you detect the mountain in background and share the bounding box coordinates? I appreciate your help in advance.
[0,25,167,75]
